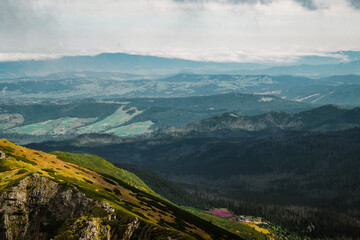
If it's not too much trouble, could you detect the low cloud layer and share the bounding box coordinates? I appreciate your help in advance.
[172,0,360,10]
[0,0,359,62]
[0,0,59,53]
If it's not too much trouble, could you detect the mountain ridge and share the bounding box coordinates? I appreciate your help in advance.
[157,104,358,137]
[1,52,360,77]
[0,139,245,240]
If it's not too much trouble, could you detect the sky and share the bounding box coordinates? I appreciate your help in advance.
[1,0,360,63]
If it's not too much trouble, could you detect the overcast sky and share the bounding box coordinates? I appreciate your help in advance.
[0,0,360,62]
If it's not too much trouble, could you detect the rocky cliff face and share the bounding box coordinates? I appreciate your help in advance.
[0,174,168,240]
[0,173,97,239]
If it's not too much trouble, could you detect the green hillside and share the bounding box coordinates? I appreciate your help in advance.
[0,139,244,240]
[51,151,155,195]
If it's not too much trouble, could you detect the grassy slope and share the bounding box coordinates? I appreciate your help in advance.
[77,106,143,134]
[0,139,243,240]
[105,121,153,136]
[51,151,156,195]
[183,207,269,240]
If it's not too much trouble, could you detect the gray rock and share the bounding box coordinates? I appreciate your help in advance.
[0,174,96,240]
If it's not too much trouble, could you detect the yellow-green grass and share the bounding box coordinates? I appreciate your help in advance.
[0,139,242,240]
[0,139,157,223]
[50,151,155,195]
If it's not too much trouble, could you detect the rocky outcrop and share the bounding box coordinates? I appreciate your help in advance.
[0,173,132,240]
[0,149,5,159]
[122,218,139,240]
[0,173,96,240]
[77,218,111,240]
[0,174,184,240]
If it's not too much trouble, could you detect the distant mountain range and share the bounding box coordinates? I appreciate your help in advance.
[164,104,360,136]
[2,91,360,144]
[0,93,311,144]
[1,72,360,106]
[0,51,360,77]
[233,61,360,77]
[0,52,264,77]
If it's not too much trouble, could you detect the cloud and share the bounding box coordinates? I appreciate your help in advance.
[0,0,359,63]
[0,52,62,62]
[173,0,272,3]
[172,0,360,10]
[0,0,59,52]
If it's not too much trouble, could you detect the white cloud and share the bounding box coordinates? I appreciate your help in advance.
[0,0,359,62]
[0,53,62,62]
